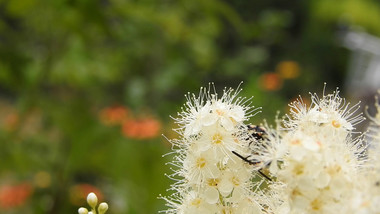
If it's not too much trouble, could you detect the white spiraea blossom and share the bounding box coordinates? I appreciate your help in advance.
[345,92,380,214]
[262,89,365,213]
[162,86,266,214]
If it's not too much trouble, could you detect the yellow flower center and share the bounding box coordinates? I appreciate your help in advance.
[360,201,370,208]
[216,109,225,116]
[332,120,341,128]
[212,133,223,145]
[291,188,302,197]
[291,139,301,145]
[191,198,201,207]
[231,176,240,186]
[310,199,322,211]
[233,138,240,144]
[207,178,220,187]
[326,165,341,175]
[293,164,304,175]
[221,206,232,214]
[196,157,206,168]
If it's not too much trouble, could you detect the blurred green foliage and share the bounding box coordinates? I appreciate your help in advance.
[0,0,379,213]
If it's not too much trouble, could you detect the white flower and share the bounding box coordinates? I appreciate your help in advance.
[177,191,218,214]
[183,149,222,184]
[175,85,258,138]
[196,124,243,157]
[183,101,213,137]
[344,91,380,214]
[218,166,250,198]
[208,98,246,131]
[233,196,263,213]
[285,88,363,134]
[266,88,365,213]
[162,84,264,214]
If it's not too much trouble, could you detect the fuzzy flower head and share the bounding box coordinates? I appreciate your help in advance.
[162,84,266,214]
[175,84,258,138]
[285,87,364,136]
[346,91,380,214]
[263,88,366,213]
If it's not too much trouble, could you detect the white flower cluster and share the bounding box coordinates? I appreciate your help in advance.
[163,85,380,214]
[265,89,365,213]
[344,91,380,214]
[162,86,266,214]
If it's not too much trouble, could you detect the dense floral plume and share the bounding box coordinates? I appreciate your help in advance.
[257,88,366,213]
[161,85,380,214]
[344,91,380,213]
[161,84,266,214]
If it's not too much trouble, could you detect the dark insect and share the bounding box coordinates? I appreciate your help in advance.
[246,124,267,144]
[232,125,272,181]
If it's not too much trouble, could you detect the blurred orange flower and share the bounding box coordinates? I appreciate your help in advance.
[100,106,129,126]
[259,72,283,91]
[4,113,19,131]
[69,183,103,206]
[276,60,300,79]
[122,117,161,139]
[0,183,33,209]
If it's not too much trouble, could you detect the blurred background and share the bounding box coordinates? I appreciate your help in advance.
[0,0,380,213]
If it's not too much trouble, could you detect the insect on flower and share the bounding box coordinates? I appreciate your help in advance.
[232,125,272,181]
[246,124,267,144]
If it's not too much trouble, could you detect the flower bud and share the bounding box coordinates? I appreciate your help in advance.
[87,192,98,208]
[78,207,88,214]
[98,202,109,214]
